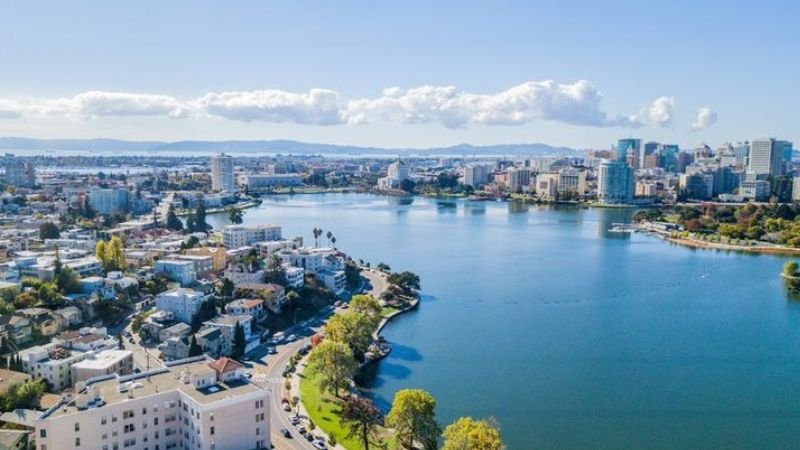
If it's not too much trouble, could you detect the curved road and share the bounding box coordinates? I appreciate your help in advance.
[258,269,390,449]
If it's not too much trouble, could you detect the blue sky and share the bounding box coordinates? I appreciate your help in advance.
[0,0,797,149]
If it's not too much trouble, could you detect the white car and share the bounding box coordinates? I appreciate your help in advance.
[289,416,300,425]
[313,440,327,449]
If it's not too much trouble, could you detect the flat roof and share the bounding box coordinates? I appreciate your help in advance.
[0,369,31,395]
[72,350,132,370]
[47,359,262,419]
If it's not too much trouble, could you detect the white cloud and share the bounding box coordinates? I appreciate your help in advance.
[345,80,642,128]
[29,91,189,119]
[193,89,345,125]
[0,99,24,119]
[645,96,674,128]
[0,82,668,130]
[691,107,718,131]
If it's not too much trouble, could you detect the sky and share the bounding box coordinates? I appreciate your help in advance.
[0,0,798,150]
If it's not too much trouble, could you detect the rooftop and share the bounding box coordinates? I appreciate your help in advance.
[0,368,31,395]
[72,350,132,370]
[47,358,262,419]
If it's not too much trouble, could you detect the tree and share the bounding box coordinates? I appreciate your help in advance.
[376,262,391,272]
[55,266,81,294]
[0,378,47,412]
[386,389,440,450]
[325,312,375,359]
[387,271,421,294]
[226,205,243,224]
[39,222,60,240]
[326,231,333,247]
[264,254,287,285]
[313,228,323,247]
[341,396,383,450]
[219,277,235,300]
[784,261,799,277]
[442,417,503,450]
[37,283,61,307]
[95,240,106,268]
[305,340,357,397]
[188,335,203,357]
[350,294,382,323]
[399,178,416,193]
[232,322,246,359]
[166,205,184,231]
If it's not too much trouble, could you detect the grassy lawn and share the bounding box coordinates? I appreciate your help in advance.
[300,372,396,449]
[381,306,399,318]
[299,372,364,450]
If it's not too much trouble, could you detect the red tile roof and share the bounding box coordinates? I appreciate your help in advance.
[207,357,244,374]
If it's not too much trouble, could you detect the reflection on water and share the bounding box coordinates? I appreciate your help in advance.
[507,200,529,213]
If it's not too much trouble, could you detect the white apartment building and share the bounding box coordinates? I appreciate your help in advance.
[89,188,130,216]
[463,164,492,187]
[224,299,266,322]
[174,255,214,279]
[35,357,270,450]
[154,260,198,287]
[283,265,304,288]
[211,153,235,192]
[19,345,89,391]
[71,350,134,386]
[221,224,282,249]
[155,288,210,324]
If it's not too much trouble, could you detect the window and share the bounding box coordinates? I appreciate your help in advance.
[102,445,108,450]
[40,429,47,438]
[154,417,159,426]
[142,407,148,415]
[101,417,108,425]
[102,433,108,440]
[210,426,214,435]
[209,413,214,422]
[112,415,118,423]
[75,438,81,446]
[75,423,80,432]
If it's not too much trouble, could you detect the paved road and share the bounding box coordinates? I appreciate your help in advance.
[260,268,391,449]
[361,268,388,299]
[250,308,335,450]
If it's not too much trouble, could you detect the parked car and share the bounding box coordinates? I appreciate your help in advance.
[280,428,292,439]
[289,416,300,425]
[296,426,307,435]
[313,440,327,449]
[283,403,291,412]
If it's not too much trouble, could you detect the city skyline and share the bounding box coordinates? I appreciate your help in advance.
[1,1,799,149]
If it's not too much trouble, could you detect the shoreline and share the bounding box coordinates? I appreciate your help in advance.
[175,199,261,217]
[658,234,800,256]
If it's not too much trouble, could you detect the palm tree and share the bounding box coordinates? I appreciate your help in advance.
[326,231,333,247]
[313,228,322,247]
[331,236,337,249]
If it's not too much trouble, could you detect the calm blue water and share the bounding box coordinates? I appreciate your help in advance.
[208,194,800,449]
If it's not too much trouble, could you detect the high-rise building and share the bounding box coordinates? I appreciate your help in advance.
[463,164,492,187]
[211,153,235,192]
[557,168,587,195]
[4,155,36,187]
[88,188,130,216]
[641,141,659,168]
[748,138,788,178]
[658,144,679,171]
[617,139,641,165]
[507,167,531,193]
[597,160,634,204]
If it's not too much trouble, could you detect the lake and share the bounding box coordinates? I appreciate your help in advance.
[207,193,800,449]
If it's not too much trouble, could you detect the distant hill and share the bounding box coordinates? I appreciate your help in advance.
[0,137,579,157]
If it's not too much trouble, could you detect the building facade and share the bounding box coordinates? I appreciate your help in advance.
[211,153,235,192]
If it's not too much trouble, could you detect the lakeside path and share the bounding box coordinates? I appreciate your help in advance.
[662,235,800,256]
